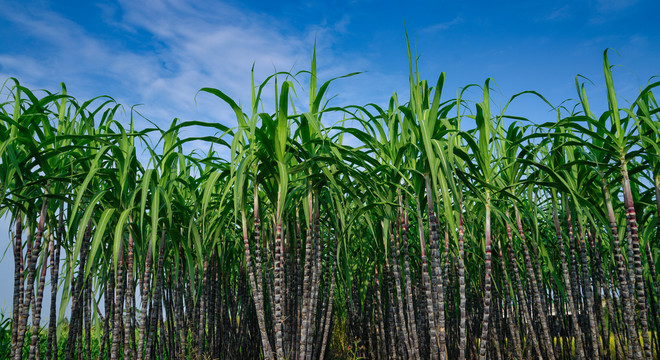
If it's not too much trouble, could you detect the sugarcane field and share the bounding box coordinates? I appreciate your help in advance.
[2,0,660,357]
[1,40,659,359]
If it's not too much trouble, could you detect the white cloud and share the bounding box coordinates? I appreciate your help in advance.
[0,55,47,82]
[546,5,572,20]
[422,16,463,33]
[0,0,383,157]
[596,0,638,12]
[334,15,351,33]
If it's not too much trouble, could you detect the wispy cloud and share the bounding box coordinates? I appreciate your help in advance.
[596,0,638,12]
[334,14,351,33]
[546,5,572,21]
[0,55,48,81]
[587,0,641,24]
[421,16,463,33]
[0,0,367,138]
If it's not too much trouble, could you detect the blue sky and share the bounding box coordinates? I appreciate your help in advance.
[2,0,659,128]
[1,0,659,312]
